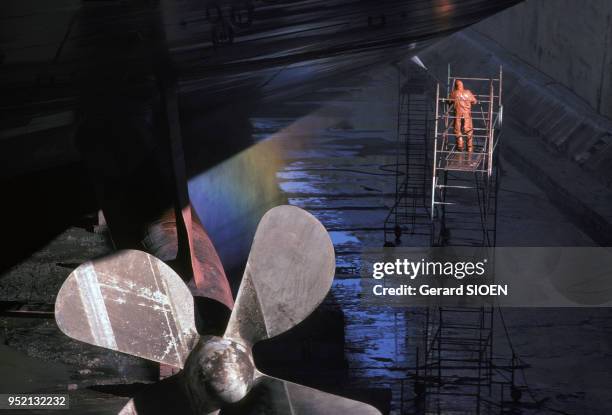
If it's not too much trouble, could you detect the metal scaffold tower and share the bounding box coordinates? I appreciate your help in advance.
[385,64,527,414]
[408,66,522,415]
[420,66,516,415]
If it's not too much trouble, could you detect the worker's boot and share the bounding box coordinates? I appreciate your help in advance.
[465,135,475,164]
[466,135,474,161]
[456,137,464,152]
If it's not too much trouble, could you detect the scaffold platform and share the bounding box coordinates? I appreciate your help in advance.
[430,65,503,247]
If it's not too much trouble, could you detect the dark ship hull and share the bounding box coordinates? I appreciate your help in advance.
[0,0,521,300]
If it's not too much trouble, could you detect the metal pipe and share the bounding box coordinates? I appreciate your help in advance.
[499,65,503,107]
[487,81,495,177]
[447,63,451,97]
[436,185,476,189]
[431,82,440,220]
[449,76,501,82]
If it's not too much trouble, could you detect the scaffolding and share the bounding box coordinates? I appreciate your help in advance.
[430,65,503,247]
[384,64,526,414]
[415,304,527,415]
[384,66,434,247]
[391,66,524,415]
[384,63,503,248]
[421,66,514,415]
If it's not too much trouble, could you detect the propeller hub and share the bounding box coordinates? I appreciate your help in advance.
[184,336,255,410]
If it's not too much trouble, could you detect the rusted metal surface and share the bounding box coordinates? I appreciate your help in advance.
[158,84,234,309]
[55,250,198,369]
[224,205,335,347]
[142,206,234,309]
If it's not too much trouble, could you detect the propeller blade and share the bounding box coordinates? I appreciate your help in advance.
[117,374,201,415]
[221,374,380,415]
[224,205,335,346]
[55,249,198,368]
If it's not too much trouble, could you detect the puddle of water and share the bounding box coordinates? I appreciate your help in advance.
[329,231,360,245]
[278,181,320,194]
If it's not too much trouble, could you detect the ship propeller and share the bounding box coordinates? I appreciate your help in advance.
[55,205,380,415]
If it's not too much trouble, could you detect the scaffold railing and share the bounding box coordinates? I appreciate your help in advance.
[430,65,503,222]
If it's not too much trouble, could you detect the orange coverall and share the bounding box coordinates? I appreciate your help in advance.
[450,80,477,152]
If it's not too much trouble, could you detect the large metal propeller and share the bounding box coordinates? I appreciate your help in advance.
[55,205,380,415]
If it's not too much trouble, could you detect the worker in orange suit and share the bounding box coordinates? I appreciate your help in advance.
[450,80,478,152]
